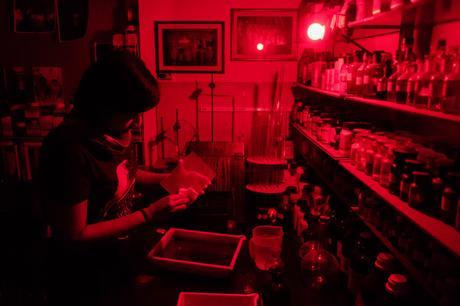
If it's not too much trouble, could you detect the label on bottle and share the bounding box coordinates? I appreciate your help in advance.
[363,75,370,85]
[387,80,394,92]
[347,72,353,81]
[356,76,363,86]
[377,80,386,92]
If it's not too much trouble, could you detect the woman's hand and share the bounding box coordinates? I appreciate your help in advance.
[143,187,200,222]
[176,159,212,194]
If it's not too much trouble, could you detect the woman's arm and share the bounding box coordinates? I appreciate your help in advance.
[51,194,192,242]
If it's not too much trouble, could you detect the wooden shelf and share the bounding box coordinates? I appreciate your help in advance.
[294,83,460,124]
[348,0,433,29]
[293,122,460,257]
[345,95,460,123]
[348,9,402,29]
[294,83,344,99]
[341,161,460,258]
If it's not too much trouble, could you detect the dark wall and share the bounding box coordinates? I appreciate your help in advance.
[0,0,120,104]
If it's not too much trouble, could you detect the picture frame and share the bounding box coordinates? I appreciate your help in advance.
[13,0,55,33]
[231,9,298,61]
[155,21,224,74]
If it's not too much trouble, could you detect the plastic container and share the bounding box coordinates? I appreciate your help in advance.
[148,228,246,277]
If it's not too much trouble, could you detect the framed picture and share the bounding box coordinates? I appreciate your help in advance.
[231,9,298,61]
[155,21,224,74]
[13,0,55,33]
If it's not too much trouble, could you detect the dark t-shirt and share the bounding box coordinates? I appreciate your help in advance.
[39,119,136,226]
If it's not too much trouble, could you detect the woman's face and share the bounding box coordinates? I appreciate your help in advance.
[104,113,139,136]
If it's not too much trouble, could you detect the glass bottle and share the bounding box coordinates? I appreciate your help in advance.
[364,51,385,98]
[389,148,418,195]
[376,54,392,100]
[379,143,395,188]
[440,172,460,225]
[408,171,432,210]
[347,50,363,95]
[339,54,351,94]
[395,61,416,104]
[387,50,404,101]
[427,56,445,111]
[406,58,425,106]
[356,53,370,96]
[399,159,425,201]
[441,56,460,114]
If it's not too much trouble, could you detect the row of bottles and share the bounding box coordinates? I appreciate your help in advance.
[283,162,439,306]
[279,157,459,306]
[297,38,460,115]
[290,98,460,230]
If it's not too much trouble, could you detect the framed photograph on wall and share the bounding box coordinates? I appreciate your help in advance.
[231,9,297,61]
[155,21,224,73]
[13,0,55,33]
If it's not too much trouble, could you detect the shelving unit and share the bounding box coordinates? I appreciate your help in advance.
[348,0,433,29]
[294,84,344,99]
[341,162,460,257]
[294,83,460,124]
[292,123,460,258]
[292,122,459,305]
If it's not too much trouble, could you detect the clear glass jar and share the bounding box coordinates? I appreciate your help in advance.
[372,138,387,181]
[319,118,333,143]
[339,125,353,154]
[379,143,395,188]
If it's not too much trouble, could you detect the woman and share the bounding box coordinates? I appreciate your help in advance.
[39,51,209,305]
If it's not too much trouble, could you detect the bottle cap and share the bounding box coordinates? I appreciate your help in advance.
[385,274,408,296]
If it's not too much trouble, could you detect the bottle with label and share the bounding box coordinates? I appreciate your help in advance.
[406,58,423,106]
[389,148,418,195]
[365,51,385,98]
[347,50,364,95]
[395,62,416,104]
[362,54,374,97]
[356,53,370,96]
[339,55,350,94]
[440,172,460,225]
[376,55,391,100]
[409,57,430,107]
[441,56,460,114]
[408,171,432,210]
[399,159,425,201]
[387,50,405,101]
[427,56,445,111]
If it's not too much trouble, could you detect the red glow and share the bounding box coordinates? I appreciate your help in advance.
[256,43,264,51]
[307,23,325,41]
